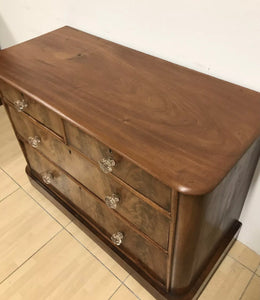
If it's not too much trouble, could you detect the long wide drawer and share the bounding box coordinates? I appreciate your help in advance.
[64,120,171,211]
[24,142,168,284]
[8,105,170,250]
[0,80,64,137]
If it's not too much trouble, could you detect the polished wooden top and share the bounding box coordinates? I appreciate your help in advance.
[0,26,259,195]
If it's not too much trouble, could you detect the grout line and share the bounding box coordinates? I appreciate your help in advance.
[64,227,127,283]
[124,274,131,282]
[0,166,132,286]
[1,166,148,300]
[239,272,255,300]
[0,187,20,203]
[227,254,259,274]
[3,163,258,300]
[107,283,123,300]
[23,188,73,227]
[254,263,260,277]
[121,274,142,300]
[65,220,73,227]
[0,227,64,285]
[107,274,142,300]
[0,167,71,228]
[121,283,142,300]
[253,262,260,274]
[107,277,142,300]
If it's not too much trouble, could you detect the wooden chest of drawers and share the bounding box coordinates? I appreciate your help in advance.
[0,26,259,300]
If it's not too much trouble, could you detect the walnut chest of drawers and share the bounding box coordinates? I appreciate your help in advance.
[0,26,260,300]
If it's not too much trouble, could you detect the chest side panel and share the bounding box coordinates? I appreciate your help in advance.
[171,137,260,292]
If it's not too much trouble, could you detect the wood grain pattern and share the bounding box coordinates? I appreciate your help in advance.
[0,80,64,137]
[1,27,260,300]
[0,26,259,195]
[26,169,244,300]
[8,104,170,250]
[171,137,260,293]
[64,120,171,210]
[24,143,168,284]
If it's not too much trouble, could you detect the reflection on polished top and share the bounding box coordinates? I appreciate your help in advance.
[0,26,260,195]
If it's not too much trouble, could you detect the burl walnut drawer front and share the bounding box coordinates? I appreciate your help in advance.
[1,26,260,300]
[64,121,171,211]
[8,105,170,250]
[24,143,168,284]
[0,80,64,137]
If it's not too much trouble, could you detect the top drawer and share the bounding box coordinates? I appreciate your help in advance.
[0,80,64,138]
[64,121,171,211]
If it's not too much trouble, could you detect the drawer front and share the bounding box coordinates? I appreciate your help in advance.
[64,121,171,211]
[0,80,64,137]
[24,143,168,284]
[9,105,170,250]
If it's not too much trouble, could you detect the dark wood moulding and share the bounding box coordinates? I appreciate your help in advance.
[0,26,259,299]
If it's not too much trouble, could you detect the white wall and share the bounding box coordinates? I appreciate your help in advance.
[0,0,68,48]
[0,0,260,253]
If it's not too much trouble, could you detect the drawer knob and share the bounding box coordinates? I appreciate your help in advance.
[14,99,28,112]
[105,194,120,209]
[99,158,116,173]
[28,136,41,148]
[111,232,124,246]
[41,171,53,185]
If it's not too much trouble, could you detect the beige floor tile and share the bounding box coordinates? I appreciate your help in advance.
[0,189,61,282]
[66,220,129,281]
[256,264,260,276]
[0,107,22,167]
[199,256,252,300]
[0,230,120,300]
[242,275,260,300]
[0,107,29,186]
[124,276,156,300]
[229,240,260,271]
[0,136,21,168]
[0,106,11,131]
[1,152,30,187]
[110,285,138,300]
[23,182,73,227]
[0,169,18,201]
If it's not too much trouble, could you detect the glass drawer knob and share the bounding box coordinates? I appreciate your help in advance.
[99,158,116,173]
[105,194,120,209]
[28,136,41,148]
[111,232,124,246]
[41,171,53,185]
[14,99,28,112]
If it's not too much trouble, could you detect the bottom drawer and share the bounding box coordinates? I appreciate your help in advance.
[23,141,168,284]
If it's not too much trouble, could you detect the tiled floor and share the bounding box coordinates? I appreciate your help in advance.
[0,105,260,300]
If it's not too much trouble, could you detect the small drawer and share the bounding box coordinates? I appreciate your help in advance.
[24,143,168,284]
[9,105,171,250]
[64,120,171,211]
[0,80,64,137]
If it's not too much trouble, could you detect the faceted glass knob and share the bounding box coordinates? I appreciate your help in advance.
[28,136,41,148]
[41,171,53,185]
[105,194,120,209]
[14,99,28,112]
[111,232,124,246]
[99,158,116,173]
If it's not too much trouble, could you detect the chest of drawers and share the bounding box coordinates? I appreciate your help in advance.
[0,26,260,300]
